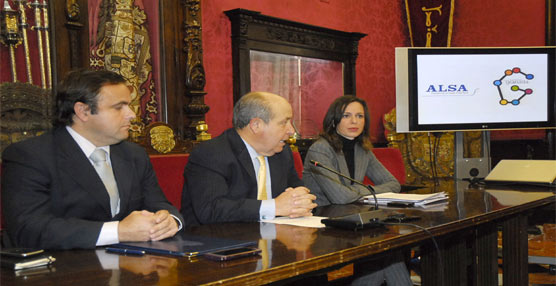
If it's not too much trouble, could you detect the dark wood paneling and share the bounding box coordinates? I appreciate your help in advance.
[224,8,366,103]
[50,0,89,95]
[160,0,209,142]
[159,0,186,138]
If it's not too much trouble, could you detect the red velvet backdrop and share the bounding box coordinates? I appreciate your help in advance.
[0,1,547,143]
[202,0,407,142]
[201,0,547,143]
[450,0,547,140]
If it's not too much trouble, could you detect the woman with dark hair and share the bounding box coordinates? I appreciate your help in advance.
[303,96,411,285]
[303,95,401,206]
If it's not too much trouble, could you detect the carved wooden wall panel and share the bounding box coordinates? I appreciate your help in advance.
[225,8,365,103]
[159,0,208,144]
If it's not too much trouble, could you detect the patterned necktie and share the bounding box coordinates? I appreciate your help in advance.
[90,148,119,217]
[256,156,267,200]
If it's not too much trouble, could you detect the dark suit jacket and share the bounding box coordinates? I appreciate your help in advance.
[1,127,183,249]
[181,128,303,225]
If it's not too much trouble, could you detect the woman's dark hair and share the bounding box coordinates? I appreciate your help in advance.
[320,95,373,152]
[54,69,127,127]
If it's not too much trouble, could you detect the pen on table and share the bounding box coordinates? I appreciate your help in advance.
[105,247,146,256]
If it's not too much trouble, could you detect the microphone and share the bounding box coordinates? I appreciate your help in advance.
[310,160,379,210]
[311,160,386,230]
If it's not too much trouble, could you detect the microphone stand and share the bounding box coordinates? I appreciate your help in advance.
[310,160,379,210]
[311,160,387,230]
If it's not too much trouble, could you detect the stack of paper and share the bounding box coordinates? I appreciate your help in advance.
[361,192,448,207]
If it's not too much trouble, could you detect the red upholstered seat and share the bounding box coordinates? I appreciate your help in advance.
[149,154,189,210]
[149,151,303,210]
[292,151,303,179]
[1,149,397,228]
[0,150,310,230]
[0,156,188,229]
[364,147,406,185]
[0,151,299,241]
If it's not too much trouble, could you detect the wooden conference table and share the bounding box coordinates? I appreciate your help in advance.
[1,182,554,286]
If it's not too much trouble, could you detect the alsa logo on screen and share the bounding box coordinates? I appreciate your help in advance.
[423,84,475,96]
[425,84,468,93]
[493,67,534,106]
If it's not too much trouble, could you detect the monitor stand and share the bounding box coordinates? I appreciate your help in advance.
[454,131,491,180]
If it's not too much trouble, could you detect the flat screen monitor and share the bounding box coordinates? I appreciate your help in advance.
[395,47,556,132]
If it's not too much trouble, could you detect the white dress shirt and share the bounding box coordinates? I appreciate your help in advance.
[66,126,182,246]
[240,138,276,220]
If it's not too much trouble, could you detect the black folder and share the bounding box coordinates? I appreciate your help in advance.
[110,233,257,257]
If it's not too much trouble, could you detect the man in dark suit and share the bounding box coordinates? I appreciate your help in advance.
[182,92,317,225]
[1,70,184,249]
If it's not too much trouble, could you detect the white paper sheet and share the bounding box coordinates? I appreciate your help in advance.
[260,216,327,228]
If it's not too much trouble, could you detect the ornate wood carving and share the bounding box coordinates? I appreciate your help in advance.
[48,0,89,89]
[180,0,209,141]
[154,0,209,146]
[2,1,207,153]
[224,8,366,103]
[141,122,192,154]
[264,27,336,50]
[0,82,53,155]
[64,0,83,69]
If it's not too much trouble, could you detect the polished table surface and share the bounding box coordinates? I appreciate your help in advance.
[1,182,554,285]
